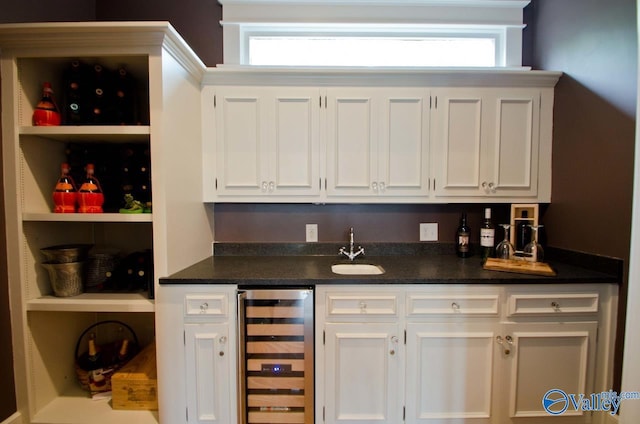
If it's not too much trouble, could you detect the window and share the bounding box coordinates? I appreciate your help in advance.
[219,0,529,69]
[249,35,498,67]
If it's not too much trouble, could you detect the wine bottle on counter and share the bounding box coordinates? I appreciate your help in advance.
[456,212,471,258]
[480,207,495,263]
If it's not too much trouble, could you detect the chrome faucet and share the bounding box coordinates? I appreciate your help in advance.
[339,227,365,261]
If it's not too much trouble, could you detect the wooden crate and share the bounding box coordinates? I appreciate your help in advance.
[111,341,158,410]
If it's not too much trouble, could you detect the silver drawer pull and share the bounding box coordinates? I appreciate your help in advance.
[451,302,460,311]
[200,302,209,313]
[551,301,560,311]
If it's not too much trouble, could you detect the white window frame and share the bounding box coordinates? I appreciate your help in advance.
[218,0,530,69]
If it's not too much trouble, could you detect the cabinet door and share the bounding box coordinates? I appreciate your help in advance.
[499,322,597,423]
[214,87,321,197]
[378,89,430,197]
[325,88,379,196]
[432,88,540,198]
[185,323,232,424]
[215,87,269,196]
[326,88,430,198]
[323,322,403,423]
[269,88,321,196]
[405,322,497,423]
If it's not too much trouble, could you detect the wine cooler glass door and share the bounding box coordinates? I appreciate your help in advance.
[237,288,314,424]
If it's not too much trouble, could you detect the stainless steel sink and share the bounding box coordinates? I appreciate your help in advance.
[331,263,385,275]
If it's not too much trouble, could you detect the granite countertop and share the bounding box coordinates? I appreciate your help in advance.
[159,243,622,286]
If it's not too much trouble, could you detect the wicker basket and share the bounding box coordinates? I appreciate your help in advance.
[74,320,139,394]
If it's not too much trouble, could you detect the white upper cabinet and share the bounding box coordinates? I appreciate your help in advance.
[202,69,559,203]
[326,88,430,198]
[432,88,542,199]
[210,86,321,198]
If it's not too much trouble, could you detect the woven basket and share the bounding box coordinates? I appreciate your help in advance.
[74,320,138,394]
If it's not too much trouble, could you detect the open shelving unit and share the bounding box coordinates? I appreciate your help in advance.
[0,22,213,424]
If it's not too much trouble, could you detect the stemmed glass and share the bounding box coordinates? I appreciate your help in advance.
[495,224,515,259]
[523,225,544,262]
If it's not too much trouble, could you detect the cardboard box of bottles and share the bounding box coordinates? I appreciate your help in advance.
[111,342,158,410]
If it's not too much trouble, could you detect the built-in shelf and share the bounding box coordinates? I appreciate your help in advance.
[31,385,159,424]
[27,292,154,312]
[23,213,153,223]
[20,125,151,142]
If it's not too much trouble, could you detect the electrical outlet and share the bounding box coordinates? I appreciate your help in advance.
[306,224,318,242]
[420,223,438,241]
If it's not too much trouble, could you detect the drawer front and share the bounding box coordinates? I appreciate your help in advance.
[407,294,500,316]
[507,293,599,316]
[326,294,398,316]
[184,293,228,317]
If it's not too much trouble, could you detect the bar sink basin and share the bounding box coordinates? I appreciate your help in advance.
[331,263,385,275]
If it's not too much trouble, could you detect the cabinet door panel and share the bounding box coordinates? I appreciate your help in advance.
[326,91,377,196]
[493,91,540,196]
[324,322,402,423]
[379,93,430,196]
[437,95,483,193]
[185,323,231,424]
[406,323,495,423]
[273,92,320,194]
[215,91,266,195]
[502,322,596,421]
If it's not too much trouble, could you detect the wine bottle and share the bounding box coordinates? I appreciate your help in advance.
[456,212,471,258]
[117,338,132,363]
[480,207,495,263]
[86,333,107,390]
[516,211,532,251]
[63,60,87,124]
[52,163,77,213]
[78,163,105,213]
[32,82,61,126]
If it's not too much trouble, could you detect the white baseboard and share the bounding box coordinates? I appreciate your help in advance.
[0,412,22,424]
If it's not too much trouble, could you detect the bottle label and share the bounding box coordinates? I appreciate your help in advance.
[458,234,470,252]
[480,228,495,247]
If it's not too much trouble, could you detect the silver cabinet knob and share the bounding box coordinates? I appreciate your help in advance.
[200,302,209,313]
[268,181,275,192]
[451,302,460,311]
[379,182,386,192]
[372,182,378,192]
[261,181,268,192]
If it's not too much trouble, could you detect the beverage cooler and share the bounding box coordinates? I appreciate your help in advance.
[237,288,314,424]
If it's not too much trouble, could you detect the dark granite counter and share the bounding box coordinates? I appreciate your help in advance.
[159,243,622,286]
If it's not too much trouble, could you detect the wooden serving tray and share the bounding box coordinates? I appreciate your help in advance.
[483,258,556,276]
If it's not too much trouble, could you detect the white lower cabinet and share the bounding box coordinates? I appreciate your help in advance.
[498,322,597,423]
[184,323,232,424]
[315,285,615,424]
[405,322,498,423]
[324,322,404,423]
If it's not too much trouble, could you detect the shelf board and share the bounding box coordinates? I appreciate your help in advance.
[20,125,150,142]
[23,212,153,223]
[27,292,155,312]
[32,385,158,424]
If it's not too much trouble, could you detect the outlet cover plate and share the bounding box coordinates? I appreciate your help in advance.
[420,223,438,241]
[306,224,318,242]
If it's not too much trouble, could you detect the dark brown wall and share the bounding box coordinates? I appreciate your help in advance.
[528,0,637,392]
[95,0,223,67]
[214,203,512,245]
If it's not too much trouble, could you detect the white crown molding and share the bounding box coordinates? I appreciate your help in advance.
[203,65,561,87]
[0,22,206,81]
